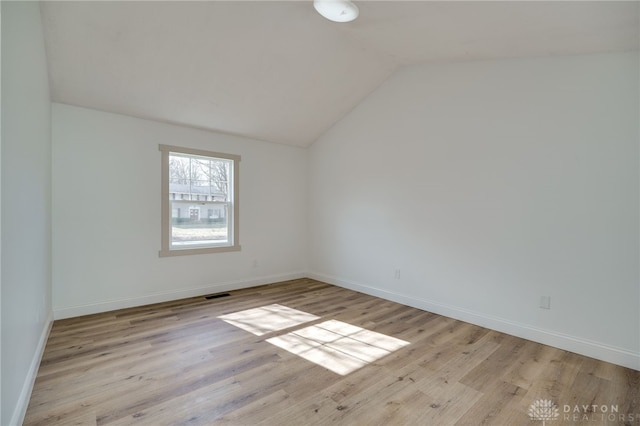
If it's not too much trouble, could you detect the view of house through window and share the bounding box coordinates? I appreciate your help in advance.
[169,153,231,246]
[160,145,240,256]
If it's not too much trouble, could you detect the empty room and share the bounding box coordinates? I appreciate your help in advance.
[1,1,639,425]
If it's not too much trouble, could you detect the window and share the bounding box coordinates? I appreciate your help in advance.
[159,145,240,256]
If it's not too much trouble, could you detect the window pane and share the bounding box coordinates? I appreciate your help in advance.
[168,154,231,202]
[209,160,230,201]
[170,201,228,247]
[169,155,190,185]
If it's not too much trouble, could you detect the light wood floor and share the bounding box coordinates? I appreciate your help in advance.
[25,278,639,425]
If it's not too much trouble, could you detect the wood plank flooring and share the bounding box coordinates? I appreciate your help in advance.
[24,279,639,425]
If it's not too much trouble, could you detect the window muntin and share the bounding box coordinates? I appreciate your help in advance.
[159,145,240,256]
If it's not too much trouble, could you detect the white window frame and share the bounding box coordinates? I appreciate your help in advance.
[159,144,241,257]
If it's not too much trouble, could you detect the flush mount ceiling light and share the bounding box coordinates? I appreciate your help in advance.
[313,0,359,23]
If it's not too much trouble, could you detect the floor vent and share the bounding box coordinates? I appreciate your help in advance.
[205,293,231,300]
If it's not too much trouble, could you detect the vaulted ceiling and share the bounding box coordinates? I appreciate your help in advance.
[40,1,639,147]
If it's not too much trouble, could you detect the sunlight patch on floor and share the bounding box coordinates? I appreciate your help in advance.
[217,304,320,336]
[267,319,410,375]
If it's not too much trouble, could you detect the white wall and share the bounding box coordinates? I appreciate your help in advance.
[52,104,307,318]
[1,2,53,425]
[308,51,640,370]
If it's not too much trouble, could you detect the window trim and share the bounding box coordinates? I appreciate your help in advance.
[159,144,241,257]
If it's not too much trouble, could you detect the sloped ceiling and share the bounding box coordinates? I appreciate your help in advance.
[40,1,639,147]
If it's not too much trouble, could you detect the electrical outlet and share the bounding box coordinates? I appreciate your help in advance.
[540,296,551,310]
[394,269,401,279]
[252,259,259,268]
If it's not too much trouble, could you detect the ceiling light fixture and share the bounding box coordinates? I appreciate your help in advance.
[313,0,359,23]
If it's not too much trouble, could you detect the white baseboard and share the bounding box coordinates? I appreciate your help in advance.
[308,271,640,372]
[53,271,307,320]
[10,311,54,426]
